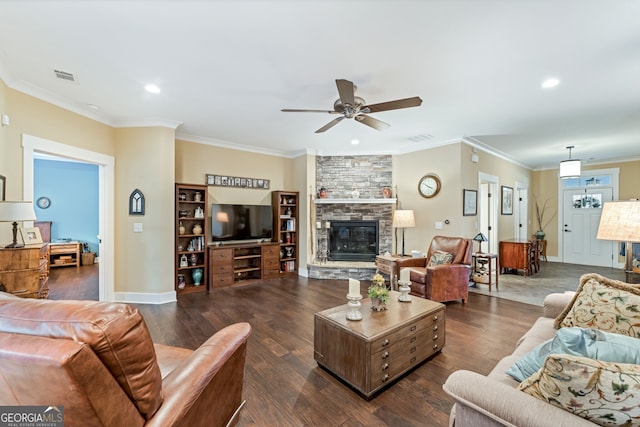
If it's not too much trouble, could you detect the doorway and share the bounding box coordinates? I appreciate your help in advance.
[514,182,528,240]
[22,134,115,301]
[559,168,619,268]
[478,172,499,254]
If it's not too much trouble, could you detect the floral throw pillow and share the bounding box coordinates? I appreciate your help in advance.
[519,354,640,426]
[554,273,640,337]
[428,250,454,267]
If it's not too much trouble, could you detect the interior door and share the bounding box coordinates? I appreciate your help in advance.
[562,187,613,266]
[515,187,528,240]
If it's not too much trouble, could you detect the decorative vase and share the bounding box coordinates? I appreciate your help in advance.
[192,223,202,235]
[177,274,186,289]
[179,221,185,235]
[190,253,198,266]
[192,268,203,286]
[382,187,392,198]
[371,297,387,312]
[318,187,327,199]
[535,230,545,240]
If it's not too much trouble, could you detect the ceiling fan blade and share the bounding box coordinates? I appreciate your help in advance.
[355,114,390,131]
[363,96,423,113]
[315,117,345,133]
[335,79,355,107]
[281,108,338,114]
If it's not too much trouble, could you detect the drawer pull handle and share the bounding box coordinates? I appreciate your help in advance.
[12,289,28,294]
[410,347,417,353]
[410,337,417,343]
[381,339,389,347]
[381,374,389,382]
[381,351,389,359]
[433,325,438,331]
[433,334,438,341]
[381,363,389,370]
[410,325,417,332]
[433,315,438,321]
[433,344,439,350]
[410,357,417,363]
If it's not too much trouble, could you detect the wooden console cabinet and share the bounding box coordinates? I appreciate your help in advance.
[499,239,532,277]
[0,244,49,298]
[208,242,280,288]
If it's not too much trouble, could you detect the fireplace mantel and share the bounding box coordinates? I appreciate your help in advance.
[314,198,397,205]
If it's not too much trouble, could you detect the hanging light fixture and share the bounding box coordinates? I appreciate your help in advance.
[559,145,581,179]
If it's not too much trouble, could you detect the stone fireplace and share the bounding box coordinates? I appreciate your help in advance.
[308,154,395,280]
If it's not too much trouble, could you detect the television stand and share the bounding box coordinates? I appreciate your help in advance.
[208,242,280,288]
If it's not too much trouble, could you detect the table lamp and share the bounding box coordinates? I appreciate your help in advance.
[0,201,37,248]
[392,209,415,256]
[473,232,488,254]
[596,200,640,283]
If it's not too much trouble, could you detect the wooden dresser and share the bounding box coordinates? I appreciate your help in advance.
[314,292,445,399]
[499,239,532,276]
[0,243,49,298]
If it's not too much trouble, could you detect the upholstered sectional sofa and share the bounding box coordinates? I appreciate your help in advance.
[444,273,640,427]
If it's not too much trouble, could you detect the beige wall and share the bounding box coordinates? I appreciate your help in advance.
[114,127,176,295]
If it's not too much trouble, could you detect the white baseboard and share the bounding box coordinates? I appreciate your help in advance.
[113,291,177,305]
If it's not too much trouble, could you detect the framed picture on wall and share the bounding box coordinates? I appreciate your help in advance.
[501,186,513,215]
[463,189,477,216]
[0,174,5,200]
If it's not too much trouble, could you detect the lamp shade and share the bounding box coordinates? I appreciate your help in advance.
[597,201,640,242]
[0,201,37,222]
[559,159,581,179]
[392,210,415,228]
[473,233,488,243]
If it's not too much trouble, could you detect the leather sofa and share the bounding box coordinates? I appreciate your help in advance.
[0,291,251,427]
[396,235,472,303]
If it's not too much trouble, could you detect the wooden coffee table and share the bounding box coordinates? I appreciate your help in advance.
[314,291,445,399]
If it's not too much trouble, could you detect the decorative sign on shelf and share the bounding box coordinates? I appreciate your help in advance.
[206,174,270,189]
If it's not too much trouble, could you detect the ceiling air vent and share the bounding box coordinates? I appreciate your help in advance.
[52,69,78,84]
[407,133,433,143]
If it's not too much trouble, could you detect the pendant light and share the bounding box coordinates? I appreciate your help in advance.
[559,146,581,179]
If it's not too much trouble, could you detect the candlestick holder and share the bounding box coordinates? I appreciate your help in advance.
[398,280,412,302]
[346,294,363,321]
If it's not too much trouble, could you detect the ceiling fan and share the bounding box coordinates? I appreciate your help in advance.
[281,79,423,133]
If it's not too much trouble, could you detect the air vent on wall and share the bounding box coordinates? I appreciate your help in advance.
[52,69,78,84]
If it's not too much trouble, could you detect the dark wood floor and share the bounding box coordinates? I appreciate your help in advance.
[48,265,542,426]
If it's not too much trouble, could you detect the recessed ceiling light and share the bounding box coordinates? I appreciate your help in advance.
[351,139,360,145]
[541,78,560,89]
[145,84,161,94]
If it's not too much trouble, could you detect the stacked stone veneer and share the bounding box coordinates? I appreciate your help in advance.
[310,155,394,280]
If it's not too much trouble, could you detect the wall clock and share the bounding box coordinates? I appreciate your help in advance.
[418,174,441,198]
[36,196,51,209]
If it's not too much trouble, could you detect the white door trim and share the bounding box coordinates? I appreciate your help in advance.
[22,134,115,302]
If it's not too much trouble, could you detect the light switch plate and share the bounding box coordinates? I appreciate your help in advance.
[133,223,143,232]
[435,221,443,230]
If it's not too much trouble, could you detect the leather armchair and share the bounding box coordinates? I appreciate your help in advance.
[0,292,251,427]
[396,235,472,303]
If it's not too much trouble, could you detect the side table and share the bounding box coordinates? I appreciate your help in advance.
[471,253,499,291]
[374,254,412,290]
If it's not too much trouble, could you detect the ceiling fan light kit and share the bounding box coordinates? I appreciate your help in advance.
[282,79,422,133]
[559,145,581,179]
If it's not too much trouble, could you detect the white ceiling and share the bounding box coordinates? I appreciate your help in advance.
[1,1,639,169]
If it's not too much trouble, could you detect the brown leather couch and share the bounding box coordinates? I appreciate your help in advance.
[0,291,251,427]
[396,235,472,303]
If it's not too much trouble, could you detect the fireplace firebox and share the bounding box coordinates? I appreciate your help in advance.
[328,220,379,261]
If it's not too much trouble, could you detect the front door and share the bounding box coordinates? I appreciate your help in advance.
[562,187,613,266]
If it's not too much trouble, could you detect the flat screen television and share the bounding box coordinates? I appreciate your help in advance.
[211,204,273,242]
